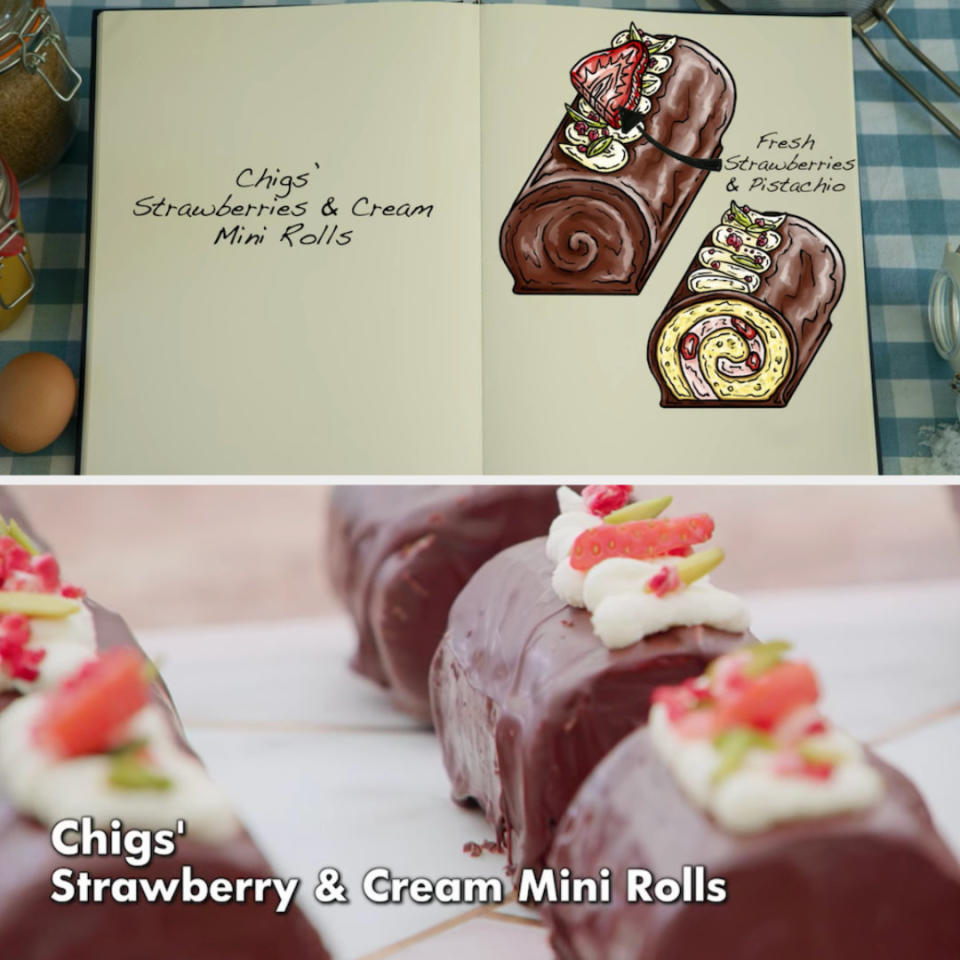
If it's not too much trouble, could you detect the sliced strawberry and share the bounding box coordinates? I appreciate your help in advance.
[681,333,699,360]
[35,649,150,758]
[570,514,714,570]
[570,40,650,128]
[714,661,819,733]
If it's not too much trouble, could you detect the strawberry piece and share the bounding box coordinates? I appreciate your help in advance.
[0,612,43,682]
[731,318,756,339]
[774,751,834,780]
[646,564,681,597]
[582,484,632,517]
[714,661,819,733]
[681,333,699,360]
[34,649,150,758]
[570,40,650,128]
[746,352,761,372]
[570,514,714,570]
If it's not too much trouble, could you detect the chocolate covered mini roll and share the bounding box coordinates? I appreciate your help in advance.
[500,24,735,294]
[545,645,960,960]
[430,486,752,875]
[327,485,558,723]
[648,201,845,406]
[0,494,330,959]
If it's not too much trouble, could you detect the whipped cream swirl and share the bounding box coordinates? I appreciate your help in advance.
[0,695,239,843]
[546,487,749,648]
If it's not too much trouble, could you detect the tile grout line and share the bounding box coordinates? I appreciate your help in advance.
[868,701,960,747]
[486,910,544,929]
[354,903,500,960]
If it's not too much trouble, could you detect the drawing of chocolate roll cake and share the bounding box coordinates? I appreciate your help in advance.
[648,201,845,406]
[544,645,960,960]
[500,24,735,294]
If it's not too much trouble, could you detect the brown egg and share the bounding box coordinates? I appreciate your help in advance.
[0,352,77,454]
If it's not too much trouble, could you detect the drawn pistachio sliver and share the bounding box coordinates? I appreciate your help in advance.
[565,103,606,129]
[730,203,752,229]
[629,21,642,41]
[641,76,661,95]
[646,39,664,53]
[732,254,764,270]
[586,135,613,157]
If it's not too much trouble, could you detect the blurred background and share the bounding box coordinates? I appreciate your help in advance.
[9,484,960,632]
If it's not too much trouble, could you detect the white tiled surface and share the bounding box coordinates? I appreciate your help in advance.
[139,580,960,960]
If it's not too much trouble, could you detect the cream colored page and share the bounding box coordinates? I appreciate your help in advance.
[83,4,481,474]
[480,7,876,475]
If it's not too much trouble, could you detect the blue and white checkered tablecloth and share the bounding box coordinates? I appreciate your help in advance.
[0,0,957,475]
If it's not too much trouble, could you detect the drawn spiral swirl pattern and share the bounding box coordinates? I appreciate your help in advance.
[653,298,793,402]
[500,183,648,293]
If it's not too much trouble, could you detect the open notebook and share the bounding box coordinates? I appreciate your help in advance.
[82,3,877,474]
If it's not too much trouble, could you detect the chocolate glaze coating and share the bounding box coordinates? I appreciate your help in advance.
[0,492,330,959]
[648,214,845,407]
[430,538,750,875]
[545,726,960,960]
[499,38,735,294]
[327,486,558,724]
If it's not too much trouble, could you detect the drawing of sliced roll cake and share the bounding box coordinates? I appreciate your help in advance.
[648,201,845,406]
[500,24,735,294]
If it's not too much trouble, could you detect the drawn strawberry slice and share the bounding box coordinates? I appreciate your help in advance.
[570,40,650,128]
[731,317,756,339]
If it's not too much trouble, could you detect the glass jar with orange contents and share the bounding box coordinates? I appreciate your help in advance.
[0,0,81,183]
[0,157,35,330]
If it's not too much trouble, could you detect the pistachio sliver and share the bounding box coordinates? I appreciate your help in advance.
[565,103,605,130]
[628,21,642,41]
[798,740,844,767]
[731,254,764,270]
[7,519,40,556]
[604,495,673,524]
[712,726,773,783]
[586,136,613,157]
[743,639,792,678]
[108,752,173,792]
[0,591,80,619]
[731,203,752,229]
[674,547,725,586]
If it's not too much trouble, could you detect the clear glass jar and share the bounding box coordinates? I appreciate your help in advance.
[0,0,81,183]
[0,157,35,329]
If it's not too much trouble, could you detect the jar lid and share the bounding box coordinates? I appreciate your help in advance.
[0,0,81,101]
[0,160,26,259]
[0,0,47,75]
